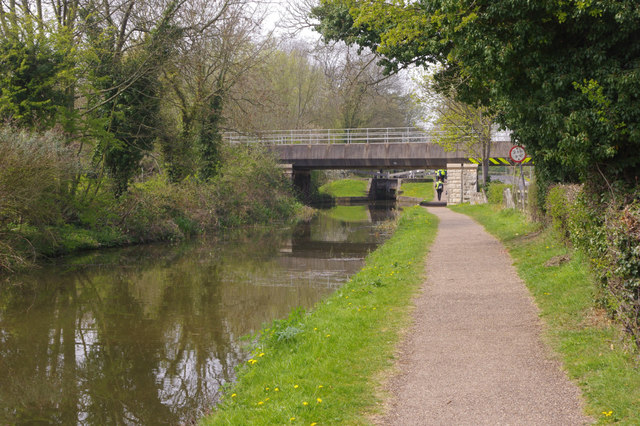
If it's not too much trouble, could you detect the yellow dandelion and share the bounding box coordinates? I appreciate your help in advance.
[326,334,331,338]
[259,353,265,357]
[258,401,264,405]
[318,385,323,388]
[290,418,295,422]
[231,393,237,398]
[317,398,322,403]
[303,401,309,406]
[275,388,280,392]
[602,411,613,416]
[294,384,299,389]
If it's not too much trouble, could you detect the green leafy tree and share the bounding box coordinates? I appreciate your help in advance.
[0,15,74,128]
[86,0,183,195]
[312,0,640,185]
[415,69,495,186]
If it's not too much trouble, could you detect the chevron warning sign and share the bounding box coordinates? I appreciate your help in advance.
[468,157,533,165]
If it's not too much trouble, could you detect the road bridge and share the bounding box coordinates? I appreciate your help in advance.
[224,127,532,202]
[224,127,531,169]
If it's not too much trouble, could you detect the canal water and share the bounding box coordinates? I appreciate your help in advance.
[0,204,397,425]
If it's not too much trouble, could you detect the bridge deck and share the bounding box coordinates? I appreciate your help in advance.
[270,141,521,169]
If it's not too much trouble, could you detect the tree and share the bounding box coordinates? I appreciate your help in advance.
[415,69,495,186]
[84,0,184,195]
[223,38,417,133]
[312,0,640,185]
[223,41,327,133]
[160,0,271,182]
[313,42,416,129]
[0,4,75,128]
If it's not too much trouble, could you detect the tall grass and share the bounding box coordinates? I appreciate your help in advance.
[0,126,76,229]
[202,206,438,425]
[0,127,79,269]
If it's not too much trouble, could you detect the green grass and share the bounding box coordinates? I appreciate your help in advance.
[319,179,368,198]
[201,206,438,425]
[451,204,640,425]
[398,182,434,201]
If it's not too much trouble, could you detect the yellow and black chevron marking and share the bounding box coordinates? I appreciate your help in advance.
[468,157,534,165]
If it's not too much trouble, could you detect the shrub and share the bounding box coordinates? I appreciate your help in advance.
[0,132,300,272]
[544,183,640,347]
[545,185,571,240]
[211,144,298,227]
[0,126,77,228]
[526,177,545,222]
[487,183,509,205]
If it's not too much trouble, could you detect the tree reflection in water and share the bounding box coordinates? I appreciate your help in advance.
[0,204,396,424]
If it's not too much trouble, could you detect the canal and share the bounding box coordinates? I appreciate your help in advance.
[0,203,398,424]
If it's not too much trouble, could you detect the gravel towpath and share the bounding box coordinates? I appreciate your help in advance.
[375,207,591,425]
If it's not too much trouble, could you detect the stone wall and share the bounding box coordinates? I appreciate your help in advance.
[446,163,479,205]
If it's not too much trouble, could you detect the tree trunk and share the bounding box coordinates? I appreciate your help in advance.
[481,137,490,186]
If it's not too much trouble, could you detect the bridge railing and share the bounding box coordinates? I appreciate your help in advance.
[223,127,513,145]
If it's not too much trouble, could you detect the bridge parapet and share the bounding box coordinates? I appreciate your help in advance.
[224,127,512,145]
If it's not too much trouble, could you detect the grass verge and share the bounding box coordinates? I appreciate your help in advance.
[398,182,434,202]
[451,204,640,424]
[201,206,438,425]
[319,179,368,198]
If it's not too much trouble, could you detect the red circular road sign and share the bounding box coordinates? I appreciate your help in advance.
[509,145,526,163]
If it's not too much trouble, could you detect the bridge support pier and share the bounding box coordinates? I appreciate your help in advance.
[446,163,479,205]
[292,168,312,200]
[279,164,312,201]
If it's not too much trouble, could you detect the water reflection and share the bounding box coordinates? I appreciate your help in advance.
[0,203,397,424]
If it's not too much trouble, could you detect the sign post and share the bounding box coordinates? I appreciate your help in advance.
[509,146,527,210]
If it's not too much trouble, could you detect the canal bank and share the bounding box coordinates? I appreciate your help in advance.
[202,206,438,425]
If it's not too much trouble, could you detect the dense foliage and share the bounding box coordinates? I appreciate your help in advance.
[313,0,640,184]
[545,184,640,346]
[0,126,297,271]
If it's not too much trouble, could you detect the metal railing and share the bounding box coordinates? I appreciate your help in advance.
[223,127,513,145]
